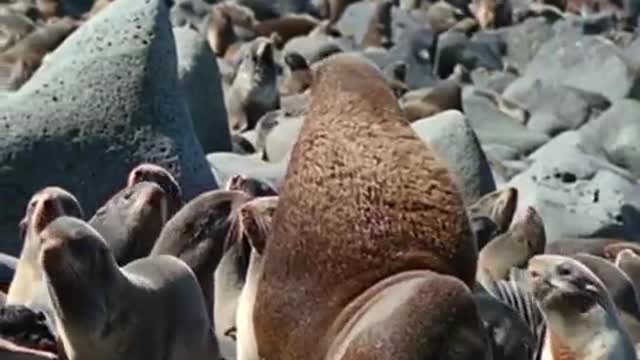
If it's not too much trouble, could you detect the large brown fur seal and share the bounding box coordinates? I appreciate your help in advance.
[89,181,169,266]
[7,187,83,306]
[39,216,218,360]
[528,254,636,360]
[251,53,483,360]
[151,189,252,321]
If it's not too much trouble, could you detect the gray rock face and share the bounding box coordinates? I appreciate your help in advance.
[412,110,496,204]
[170,0,211,32]
[509,147,640,243]
[0,0,216,255]
[265,115,304,163]
[580,99,640,177]
[525,32,639,100]
[175,26,232,153]
[492,18,554,72]
[207,152,287,190]
[503,76,611,136]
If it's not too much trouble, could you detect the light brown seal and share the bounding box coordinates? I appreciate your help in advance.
[477,206,546,286]
[126,163,183,217]
[467,187,518,235]
[7,187,83,306]
[400,72,464,122]
[226,37,280,133]
[253,14,321,44]
[39,216,218,360]
[546,237,629,257]
[151,189,252,321]
[528,254,636,360]
[251,53,484,360]
[89,181,169,266]
[614,249,640,294]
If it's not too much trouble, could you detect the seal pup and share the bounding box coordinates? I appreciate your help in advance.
[216,196,277,355]
[546,237,629,257]
[226,37,280,133]
[7,187,83,307]
[572,253,640,343]
[527,254,637,360]
[400,68,465,122]
[0,17,78,90]
[603,242,640,262]
[467,187,518,235]
[614,249,640,292]
[89,181,169,266]
[224,174,278,197]
[279,52,312,96]
[0,13,35,52]
[151,189,252,321]
[361,0,395,49]
[207,2,256,58]
[253,14,321,44]
[477,206,546,286]
[39,216,218,360]
[126,163,183,218]
[251,53,485,360]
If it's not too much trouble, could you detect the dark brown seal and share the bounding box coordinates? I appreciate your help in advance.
[89,181,168,266]
[126,163,183,217]
[252,53,482,360]
[253,14,321,44]
[39,216,218,360]
[7,187,83,306]
[151,189,252,320]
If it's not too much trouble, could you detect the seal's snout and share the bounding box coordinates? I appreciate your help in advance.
[33,196,63,234]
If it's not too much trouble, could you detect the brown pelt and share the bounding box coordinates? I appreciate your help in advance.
[253,53,477,360]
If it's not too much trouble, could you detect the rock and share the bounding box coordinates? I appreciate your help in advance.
[492,18,554,72]
[207,152,287,190]
[525,31,639,100]
[463,88,550,155]
[529,131,607,162]
[509,147,640,242]
[412,110,496,204]
[502,76,611,136]
[334,1,377,43]
[579,99,640,177]
[470,69,519,93]
[0,0,216,255]
[384,28,438,89]
[434,30,502,80]
[175,25,232,153]
[264,115,304,163]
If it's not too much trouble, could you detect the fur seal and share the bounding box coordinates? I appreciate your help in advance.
[151,189,252,321]
[0,17,78,90]
[603,241,640,261]
[39,216,218,360]
[400,70,464,122]
[89,181,169,266]
[0,13,35,52]
[426,1,466,33]
[224,174,278,197]
[126,163,183,217]
[216,196,277,354]
[527,254,637,360]
[467,187,518,235]
[0,338,57,360]
[361,0,395,48]
[572,253,640,343]
[253,14,321,44]
[470,215,499,250]
[0,305,57,354]
[477,206,546,286]
[207,2,256,58]
[615,249,640,300]
[226,37,280,133]
[279,52,312,96]
[251,53,482,360]
[546,237,628,257]
[7,187,83,307]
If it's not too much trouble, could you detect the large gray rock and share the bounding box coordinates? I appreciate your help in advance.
[412,110,496,204]
[509,147,640,242]
[265,115,304,163]
[207,152,288,190]
[579,99,640,177]
[175,25,232,153]
[503,76,611,136]
[525,32,639,100]
[492,18,554,72]
[0,0,216,255]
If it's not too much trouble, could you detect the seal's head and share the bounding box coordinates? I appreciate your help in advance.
[20,187,83,241]
[127,163,182,216]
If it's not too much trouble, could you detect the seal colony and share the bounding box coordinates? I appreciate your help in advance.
[4,0,640,358]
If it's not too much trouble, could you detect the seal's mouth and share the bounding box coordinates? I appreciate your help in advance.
[529,272,597,312]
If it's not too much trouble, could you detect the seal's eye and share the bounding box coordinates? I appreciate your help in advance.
[557,263,572,277]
